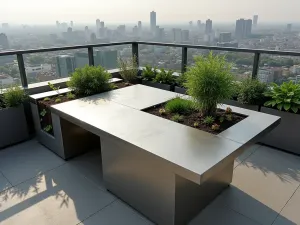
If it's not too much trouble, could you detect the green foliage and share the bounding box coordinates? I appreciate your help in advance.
[66,92,75,100]
[154,69,175,85]
[219,116,225,123]
[237,78,267,105]
[193,122,199,127]
[48,82,59,93]
[226,114,232,121]
[142,66,156,81]
[43,97,50,101]
[3,86,27,108]
[185,52,234,116]
[176,73,187,88]
[67,65,112,97]
[203,116,215,125]
[171,114,184,122]
[264,81,300,113]
[55,98,61,103]
[165,97,195,114]
[225,107,232,114]
[118,55,138,83]
[44,125,53,132]
[40,109,47,117]
[28,55,45,65]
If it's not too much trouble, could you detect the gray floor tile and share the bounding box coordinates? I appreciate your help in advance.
[273,186,300,225]
[189,199,261,225]
[219,146,300,225]
[0,172,11,193]
[0,140,65,185]
[234,144,260,168]
[0,163,116,225]
[80,200,154,225]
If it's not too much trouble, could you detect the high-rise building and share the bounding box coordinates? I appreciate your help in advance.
[205,19,212,34]
[189,21,193,30]
[155,26,164,41]
[70,21,74,27]
[67,27,72,33]
[182,30,189,42]
[56,21,60,28]
[100,21,105,28]
[0,33,9,49]
[172,28,182,43]
[287,24,292,32]
[138,21,142,31]
[150,11,157,33]
[235,19,252,39]
[56,55,75,77]
[96,19,100,29]
[90,33,97,42]
[2,23,9,29]
[85,26,89,32]
[197,20,201,30]
[74,51,117,70]
[253,15,258,26]
[133,26,138,36]
[219,32,232,42]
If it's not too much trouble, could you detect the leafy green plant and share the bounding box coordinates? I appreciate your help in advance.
[154,69,175,85]
[185,52,234,116]
[264,81,300,113]
[40,109,47,117]
[118,55,138,83]
[237,78,267,105]
[171,114,184,122]
[142,66,156,81]
[67,65,113,97]
[44,125,53,132]
[176,73,187,88]
[231,81,241,100]
[55,98,62,103]
[203,116,215,125]
[226,114,232,121]
[159,108,166,115]
[48,82,60,93]
[165,97,195,114]
[3,86,27,108]
[225,107,232,114]
[67,92,75,100]
[44,97,50,101]
[219,116,225,123]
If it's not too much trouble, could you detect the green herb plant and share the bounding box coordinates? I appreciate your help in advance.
[40,109,47,117]
[185,52,234,116]
[154,68,175,85]
[176,73,187,88]
[118,55,139,83]
[67,65,113,97]
[142,66,156,81]
[66,92,75,100]
[44,125,53,132]
[203,116,215,125]
[171,114,184,122]
[165,97,195,114]
[3,86,27,108]
[237,78,267,105]
[264,81,300,113]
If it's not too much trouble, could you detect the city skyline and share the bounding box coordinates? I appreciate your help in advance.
[1,0,300,24]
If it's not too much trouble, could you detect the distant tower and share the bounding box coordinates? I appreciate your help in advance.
[67,27,72,33]
[205,19,212,34]
[150,11,157,33]
[56,21,60,28]
[100,21,105,28]
[235,19,252,40]
[253,15,258,26]
[138,21,142,30]
[189,21,193,30]
[96,19,100,29]
[0,33,9,49]
[85,26,89,32]
[197,20,201,30]
[245,19,252,36]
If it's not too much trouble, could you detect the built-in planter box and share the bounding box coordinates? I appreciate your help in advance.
[174,86,187,94]
[142,80,173,91]
[260,106,300,155]
[0,105,29,149]
[222,99,259,111]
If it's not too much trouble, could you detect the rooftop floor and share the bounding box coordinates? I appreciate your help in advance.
[0,140,300,225]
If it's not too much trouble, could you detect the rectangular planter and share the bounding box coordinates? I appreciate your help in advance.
[0,105,29,149]
[174,86,187,94]
[260,107,300,155]
[142,80,173,91]
[222,99,259,111]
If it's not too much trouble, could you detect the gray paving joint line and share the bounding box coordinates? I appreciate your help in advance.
[0,161,67,195]
[234,145,260,170]
[0,170,13,187]
[226,205,265,225]
[270,182,300,225]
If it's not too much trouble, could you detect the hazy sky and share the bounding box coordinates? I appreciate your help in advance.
[0,0,299,25]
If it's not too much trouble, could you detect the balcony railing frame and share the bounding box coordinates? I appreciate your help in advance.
[1,41,300,88]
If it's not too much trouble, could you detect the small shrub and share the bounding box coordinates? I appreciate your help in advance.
[225,107,232,114]
[118,55,138,83]
[193,122,199,127]
[185,52,234,116]
[219,116,225,123]
[231,82,241,100]
[44,97,50,101]
[176,73,187,88]
[211,124,220,131]
[159,108,166,115]
[3,86,27,108]
[55,98,62,103]
[264,81,300,113]
[203,116,215,125]
[154,68,175,85]
[67,92,75,100]
[67,65,112,97]
[48,82,59,93]
[171,114,184,122]
[142,66,156,81]
[226,114,232,121]
[237,78,267,105]
[165,97,195,114]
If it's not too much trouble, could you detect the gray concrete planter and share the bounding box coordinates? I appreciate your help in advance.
[174,86,187,94]
[222,99,259,111]
[142,80,173,91]
[260,106,300,155]
[0,105,29,149]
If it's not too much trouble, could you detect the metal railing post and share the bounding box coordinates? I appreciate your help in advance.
[88,47,94,66]
[252,52,260,79]
[17,53,28,88]
[132,42,139,67]
[181,47,188,74]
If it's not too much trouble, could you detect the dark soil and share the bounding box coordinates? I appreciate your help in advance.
[113,82,134,89]
[144,104,247,135]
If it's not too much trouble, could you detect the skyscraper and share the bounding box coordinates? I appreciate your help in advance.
[182,30,190,42]
[197,20,201,30]
[138,21,142,31]
[56,55,75,77]
[0,33,9,49]
[56,21,60,28]
[219,32,232,42]
[235,19,252,39]
[70,21,74,27]
[253,15,258,26]
[189,21,193,30]
[172,28,182,43]
[150,11,157,33]
[100,21,105,28]
[205,19,212,34]
[245,19,252,36]
[96,19,100,29]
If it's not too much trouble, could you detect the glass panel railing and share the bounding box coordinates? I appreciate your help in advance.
[0,55,22,89]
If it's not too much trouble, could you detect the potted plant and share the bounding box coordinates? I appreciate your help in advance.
[223,78,267,111]
[174,73,187,94]
[142,66,175,91]
[0,86,28,149]
[118,55,140,87]
[260,81,300,155]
